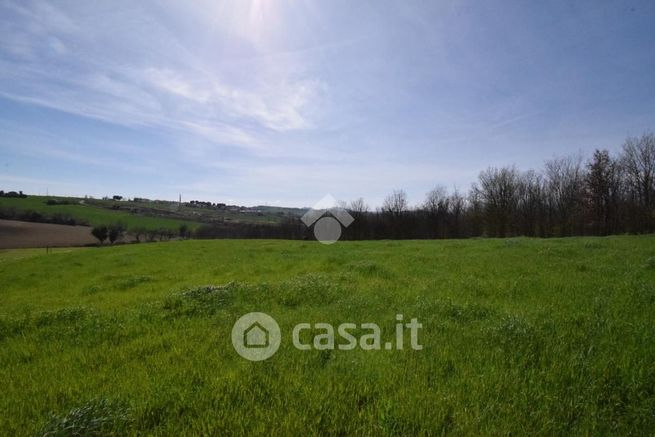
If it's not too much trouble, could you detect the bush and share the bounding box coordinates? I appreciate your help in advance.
[91,226,108,244]
[132,226,147,243]
[108,223,126,244]
[145,230,158,242]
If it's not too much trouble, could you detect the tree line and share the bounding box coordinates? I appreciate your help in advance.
[341,132,655,239]
[194,132,654,241]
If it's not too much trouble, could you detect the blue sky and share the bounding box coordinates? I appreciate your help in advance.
[0,0,654,207]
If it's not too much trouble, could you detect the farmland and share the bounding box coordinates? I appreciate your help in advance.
[0,220,97,249]
[1,236,654,435]
[0,196,300,233]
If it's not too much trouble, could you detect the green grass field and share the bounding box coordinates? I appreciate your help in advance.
[1,237,654,434]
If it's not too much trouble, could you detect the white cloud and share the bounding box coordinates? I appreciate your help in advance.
[0,1,324,152]
[143,67,322,131]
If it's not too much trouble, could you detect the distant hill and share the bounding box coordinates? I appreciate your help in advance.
[0,194,306,232]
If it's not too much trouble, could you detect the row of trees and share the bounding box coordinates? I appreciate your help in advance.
[91,223,193,244]
[338,133,654,239]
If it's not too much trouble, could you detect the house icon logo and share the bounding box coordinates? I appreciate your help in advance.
[232,312,281,361]
[244,321,269,348]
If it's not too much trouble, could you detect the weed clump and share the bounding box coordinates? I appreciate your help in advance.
[491,315,535,345]
[278,274,338,307]
[346,260,390,277]
[163,283,236,316]
[443,301,493,322]
[39,398,131,436]
[0,316,28,341]
[35,308,88,328]
[488,315,546,367]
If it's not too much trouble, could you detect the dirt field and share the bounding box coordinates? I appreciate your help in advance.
[0,219,97,249]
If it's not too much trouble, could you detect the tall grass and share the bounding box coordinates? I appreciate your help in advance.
[0,237,654,434]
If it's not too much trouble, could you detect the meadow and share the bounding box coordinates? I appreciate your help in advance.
[0,236,654,435]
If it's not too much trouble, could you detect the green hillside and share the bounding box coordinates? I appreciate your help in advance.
[0,196,211,231]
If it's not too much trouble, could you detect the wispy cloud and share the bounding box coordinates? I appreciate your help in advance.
[0,1,324,151]
[143,67,323,131]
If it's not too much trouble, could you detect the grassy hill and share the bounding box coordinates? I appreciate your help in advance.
[1,236,654,434]
[0,196,198,231]
[0,195,299,232]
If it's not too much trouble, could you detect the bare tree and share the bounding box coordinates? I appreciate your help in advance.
[424,186,450,238]
[349,198,368,215]
[585,149,622,235]
[382,189,409,237]
[544,155,585,236]
[382,190,408,217]
[449,189,465,238]
[516,170,546,236]
[621,133,655,231]
[475,167,521,237]
[347,197,369,239]
[424,186,449,213]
